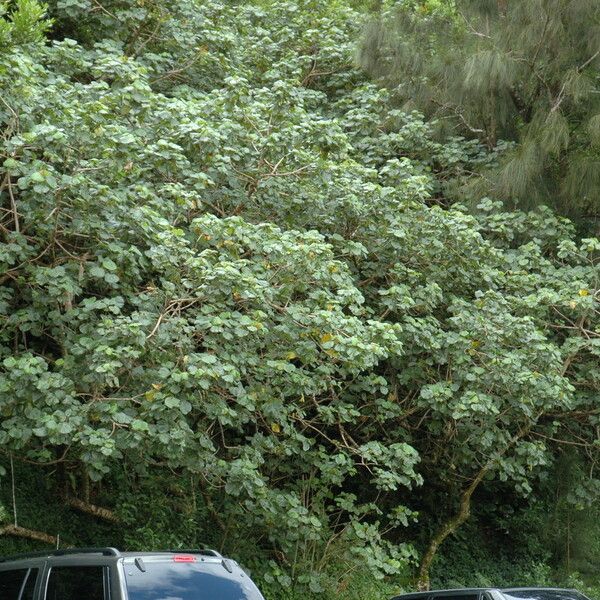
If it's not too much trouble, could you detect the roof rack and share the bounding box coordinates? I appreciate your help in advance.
[0,547,121,563]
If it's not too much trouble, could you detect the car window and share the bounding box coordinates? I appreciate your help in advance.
[0,569,29,600]
[124,561,265,600]
[436,594,480,600]
[45,566,105,600]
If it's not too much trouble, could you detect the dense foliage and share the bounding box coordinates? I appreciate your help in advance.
[0,0,599,598]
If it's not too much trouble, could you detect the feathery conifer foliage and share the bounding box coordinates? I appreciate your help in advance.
[360,0,600,226]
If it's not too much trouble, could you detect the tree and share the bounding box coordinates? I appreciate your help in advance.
[360,0,600,226]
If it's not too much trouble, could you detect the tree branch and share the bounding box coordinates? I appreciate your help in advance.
[65,497,120,523]
[0,524,68,546]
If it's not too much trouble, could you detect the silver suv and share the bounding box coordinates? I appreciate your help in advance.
[0,547,266,600]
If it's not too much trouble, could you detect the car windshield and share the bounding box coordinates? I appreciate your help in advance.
[503,591,590,600]
[124,561,265,600]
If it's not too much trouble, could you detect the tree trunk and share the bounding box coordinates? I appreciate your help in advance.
[416,466,489,590]
[416,425,533,590]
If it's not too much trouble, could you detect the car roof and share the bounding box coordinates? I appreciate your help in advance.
[502,590,578,593]
[0,548,229,567]
[394,588,582,600]
[393,589,495,599]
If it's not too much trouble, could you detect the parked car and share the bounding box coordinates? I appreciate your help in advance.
[0,547,266,600]
[392,588,593,600]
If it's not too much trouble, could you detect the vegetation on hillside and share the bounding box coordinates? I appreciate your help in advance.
[360,0,600,227]
[0,0,598,598]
